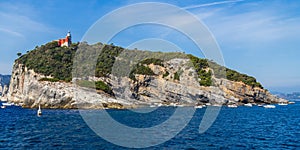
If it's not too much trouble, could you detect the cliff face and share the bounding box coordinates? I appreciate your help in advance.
[7,58,287,109]
[7,64,75,108]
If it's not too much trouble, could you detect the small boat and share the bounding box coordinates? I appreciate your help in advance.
[278,103,288,106]
[2,102,12,106]
[227,104,238,108]
[264,105,276,109]
[257,104,263,107]
[194,105,203,109]
[288,101,295,104]
[244,103,253,107]
[157,103,163,107]
[205,103,211,106]
[37,104,42,116]
[1,105,6,109]
[212,104,222,107]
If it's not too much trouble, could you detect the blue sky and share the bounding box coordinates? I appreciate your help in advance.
[0,0,300,92]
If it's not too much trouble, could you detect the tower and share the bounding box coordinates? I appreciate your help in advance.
[57,31,72,47]
[66,31,71,46]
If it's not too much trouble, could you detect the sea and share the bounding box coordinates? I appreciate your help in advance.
[1,101,300,149]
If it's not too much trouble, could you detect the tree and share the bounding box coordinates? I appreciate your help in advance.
[17,52,22,57]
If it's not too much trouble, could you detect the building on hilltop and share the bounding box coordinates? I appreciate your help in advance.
[56,31,72,47]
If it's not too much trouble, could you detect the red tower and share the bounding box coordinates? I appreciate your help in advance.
[57,31,72,47]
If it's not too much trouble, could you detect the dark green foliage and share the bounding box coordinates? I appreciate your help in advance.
[187,54,212,86]
[129,64,155,80]
[174,71,180,81]
[140,58,163,66]
[17,41,77,82]
[133,65,155,75]
[199,70,212,86]
[95,81,113,95]
[128,58,164,81]
[187,54,262,88]
[187,54,209,69]
[17,52,22,57]
[39,77,60,82]
[76,80,113,95]
[96,45,124,77]
[163,71,169,78]
[226,68,263,88]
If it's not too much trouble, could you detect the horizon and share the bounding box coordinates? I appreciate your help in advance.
[0,0,300,92]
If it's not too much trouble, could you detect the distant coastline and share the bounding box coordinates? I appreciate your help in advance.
[272,91,300,100]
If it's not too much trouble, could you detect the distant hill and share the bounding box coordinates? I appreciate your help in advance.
[0,74,11,87]
[272,91,300,100]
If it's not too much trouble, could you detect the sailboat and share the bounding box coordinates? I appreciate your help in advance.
[37,104,42,116]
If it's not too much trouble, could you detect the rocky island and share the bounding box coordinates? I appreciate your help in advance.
[4,41,288,109]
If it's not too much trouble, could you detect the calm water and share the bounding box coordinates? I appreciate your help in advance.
[1,102,300,149]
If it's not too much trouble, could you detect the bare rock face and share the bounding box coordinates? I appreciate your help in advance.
[7,64,73,108]
[7,59,287,109]
[215,78,286,104]
[7,64,135,109]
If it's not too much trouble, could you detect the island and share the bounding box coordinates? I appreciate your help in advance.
[4,40,288,109]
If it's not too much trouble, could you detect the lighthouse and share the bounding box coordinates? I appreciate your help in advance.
[58,31,72,47]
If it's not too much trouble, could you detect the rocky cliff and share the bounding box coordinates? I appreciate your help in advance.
[7,59,287,109]
[6,42,287,109]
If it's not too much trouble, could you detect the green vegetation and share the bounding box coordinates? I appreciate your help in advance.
[17,41,77,82]
[128,58,165,81]
[17,52,22,57]
[187,54,262,88]
[140,58,164,66]
[226,68,263,88]
[95,81,113,94]
[199,70,212,86]
[129,64,155,81]
[39,77,60,82]
[96,45,124,77]
[76,80,113,95]
[174,71,180,81]
[188,54,209,69]
[187,54,212,86]
[163,71,169,78]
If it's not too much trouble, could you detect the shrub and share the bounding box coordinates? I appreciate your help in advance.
[76,80,113,95]
[187,54,212,86]
[174,71,180,81]
[163,71,169,78]
[140,58,163,66]
[39,78,60,82]
[129,64,155,81]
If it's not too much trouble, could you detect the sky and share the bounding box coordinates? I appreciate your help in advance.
[0,0,300,93]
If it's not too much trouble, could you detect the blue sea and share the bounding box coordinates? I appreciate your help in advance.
[1,101,300,149]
